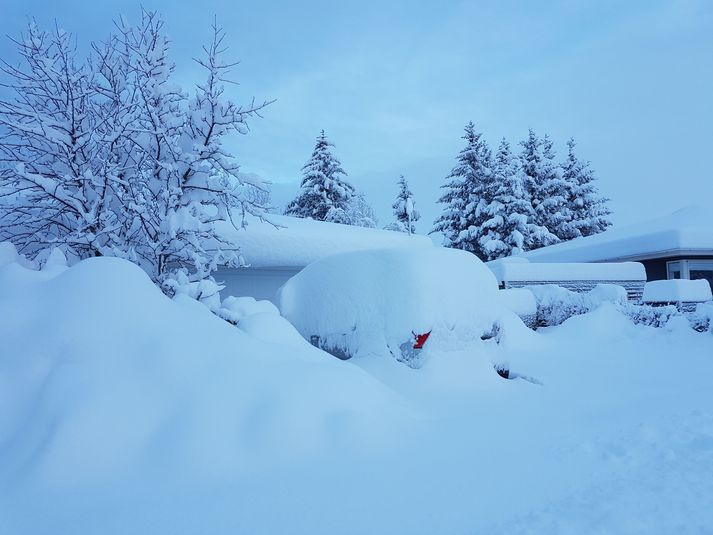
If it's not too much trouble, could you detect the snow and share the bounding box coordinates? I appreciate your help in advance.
[215,214,432,268]
[522,205,713,262]
[2,250,713,534]
[498,287,537,318]
[278,247,504,364]
[489,259,646,283]
[643,279,713,303]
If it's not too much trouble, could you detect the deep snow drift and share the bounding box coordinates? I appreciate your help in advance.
[1,253,713,534]
[279,247,508,364]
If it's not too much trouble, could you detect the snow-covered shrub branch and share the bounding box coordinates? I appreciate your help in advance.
[0,10,272,290]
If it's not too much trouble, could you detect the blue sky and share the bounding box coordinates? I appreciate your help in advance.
[1,0,711,228]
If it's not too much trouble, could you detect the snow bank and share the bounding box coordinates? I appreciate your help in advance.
[490,260,645,284]
[3,244,713,535]
[0,254,407,492]
[499,288,537,318]
[279,247,504,365]
[214,214,432,268]
[643,279,713,303]
[522,205,713,263]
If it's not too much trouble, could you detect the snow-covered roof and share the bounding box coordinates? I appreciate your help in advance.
[521,206,713,263]
[215,214,433,268]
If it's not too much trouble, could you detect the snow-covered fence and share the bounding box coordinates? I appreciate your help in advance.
[488,260,646,302]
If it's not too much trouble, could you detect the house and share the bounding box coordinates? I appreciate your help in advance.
[520,206,713,292]
[487,257,647,301]
[212,214,432,303]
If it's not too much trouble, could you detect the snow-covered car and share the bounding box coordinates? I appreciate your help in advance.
[278,246,507,367]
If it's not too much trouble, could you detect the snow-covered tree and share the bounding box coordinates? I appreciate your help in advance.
[519,129,559,250]
[477,138,533,260]
[326,192,377,228]
[0,12,272,292]
[389,175,419,234]
[0,22,118,259]
[562,138,612,237]
[285,131,355,221]
[537,135,575,242]
[432,122,493,258]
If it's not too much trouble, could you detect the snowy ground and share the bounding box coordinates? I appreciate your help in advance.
[1,256,712,534]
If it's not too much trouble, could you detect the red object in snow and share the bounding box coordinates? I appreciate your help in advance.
[413,331,431,350]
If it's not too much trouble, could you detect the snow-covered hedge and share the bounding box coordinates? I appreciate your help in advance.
[527,283,628,327]
[526,280,713,332]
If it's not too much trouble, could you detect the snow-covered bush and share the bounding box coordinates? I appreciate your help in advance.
[163,269,224,311]
[278,247,504,367]
[689,302,713,333]
[528,283,628,327]
[0,10,271,291]
[219,295,280,324]
[619,303,680,329]
[528,285,589,327]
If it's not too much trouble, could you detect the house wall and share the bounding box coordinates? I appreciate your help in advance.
[641,256,713,281]
[641,258,669,281]
[214,266,302,305]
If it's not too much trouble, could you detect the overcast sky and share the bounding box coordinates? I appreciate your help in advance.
[1,0,711,227]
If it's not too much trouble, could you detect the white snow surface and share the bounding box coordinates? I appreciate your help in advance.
[215,214,432,268]
[643,278,713,303]
[490,259,646,283]
[521,205,713,262]
[2,253,713,534]
[278,247,504,360]
[499,287,537,317]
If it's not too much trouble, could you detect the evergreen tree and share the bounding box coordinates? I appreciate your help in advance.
[519,129,559,250]
[538,135,575,242]
[432,122,493,258]
[478,138,532,260]
[390,175,420,234]
[285,131,354,221]
[326,192,377,228]
[562,138,612,237]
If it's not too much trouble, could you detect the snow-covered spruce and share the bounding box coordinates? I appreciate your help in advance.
[387,175,420,234]
[0,10,271,292]
[432,122,494,259]
[477,138,532,260]
[284,130,355,222]
[519,129,560,250]
[561,138,612,238]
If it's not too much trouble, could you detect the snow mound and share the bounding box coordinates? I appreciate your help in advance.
[278,247,505,365]
[499,288,537,322]
[0,255,407,490]
[643,279,713,303]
